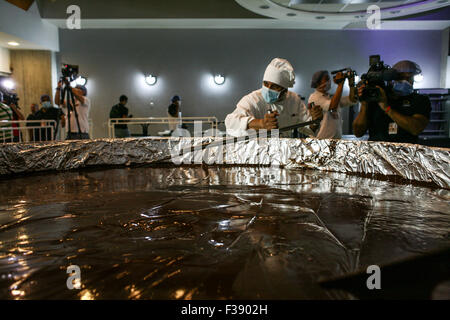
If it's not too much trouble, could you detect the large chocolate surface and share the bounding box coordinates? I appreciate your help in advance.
[0,166,449,299]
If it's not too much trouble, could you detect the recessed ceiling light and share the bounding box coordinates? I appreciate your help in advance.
[259,5,270,9]
[287,13,297,17]
[7,41,20,47]
[437,0,448,3]
[316,16,326,20]
[390,10,401,14]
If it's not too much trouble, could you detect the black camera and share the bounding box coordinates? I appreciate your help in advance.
[3,92,20,106]
[0,78,20,108]
[331,68,357,84]
[61,64,79,82]
[357,55,401,103]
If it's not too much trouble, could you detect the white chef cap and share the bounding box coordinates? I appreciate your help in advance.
[263,58,295,89]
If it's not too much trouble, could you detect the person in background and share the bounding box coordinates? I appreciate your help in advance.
[0,92,13,143]
[308,70,357,139]
[225,58,322,137]
[353,60,431,144]
[26,103,40,142]
[2,96,24,142]
[55,82,91,140]
[110,95,132,138]
[168,95,182,132]
[34,94,65,141]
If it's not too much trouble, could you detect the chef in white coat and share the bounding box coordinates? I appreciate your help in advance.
[225,58,322,137]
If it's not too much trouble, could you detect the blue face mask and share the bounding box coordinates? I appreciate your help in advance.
[262,86,281,104]
[42,101,52,109]
[393,80,414,96]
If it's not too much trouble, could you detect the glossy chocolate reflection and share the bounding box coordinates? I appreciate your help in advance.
[0,166,449,299]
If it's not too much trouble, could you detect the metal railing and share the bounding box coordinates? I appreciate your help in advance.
[0,120,57,144]
[107,117,218,138]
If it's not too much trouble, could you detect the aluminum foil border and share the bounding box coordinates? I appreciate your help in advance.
[0,137,449,189]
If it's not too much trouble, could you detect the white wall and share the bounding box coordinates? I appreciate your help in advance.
[0,47,10,74]
[446,57,450,89]
[59,28,446,138]
[0,1,59,51]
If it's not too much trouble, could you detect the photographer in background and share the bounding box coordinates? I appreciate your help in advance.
[110,95,132,138]
[353,60,431,144]
[2,94,24,142]
[308,70,357,139]
[0,92,13,143]
[55,82,91,140]
[168,95,183,132]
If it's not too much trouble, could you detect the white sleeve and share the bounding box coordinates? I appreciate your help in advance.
[310,93,331,112]
[296,100,316,137]
[225,98,256,137]
[340,95,353,107]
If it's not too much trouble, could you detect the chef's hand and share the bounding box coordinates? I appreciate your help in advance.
[262,111,279,129]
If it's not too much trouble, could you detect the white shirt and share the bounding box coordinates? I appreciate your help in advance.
[225,89,315,138]
[308,90,353,139]
[63,97,91,134]
[168,113,178,131]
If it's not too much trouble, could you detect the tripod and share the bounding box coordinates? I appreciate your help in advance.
[60,79,82,140]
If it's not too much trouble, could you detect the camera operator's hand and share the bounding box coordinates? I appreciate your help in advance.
[333,72,345,85]
[348,74,356,87]
[357,83,366,97]
[375,86,388,111]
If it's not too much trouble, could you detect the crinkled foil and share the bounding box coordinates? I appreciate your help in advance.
[0,137,449,189]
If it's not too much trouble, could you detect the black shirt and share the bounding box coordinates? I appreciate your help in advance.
[26,113,40,141]
[168,103,178,117]
[34,107,63,141]
[110,103,129,129]
[366,92,431,144]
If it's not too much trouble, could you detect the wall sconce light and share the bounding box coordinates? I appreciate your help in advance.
[214,74,225,85]
[145,75,157,86]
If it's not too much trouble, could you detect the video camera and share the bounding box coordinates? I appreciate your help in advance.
[0,77,20,108]
[61,64,79,83]
[357,55,401,103]
[331,67,357,84]
[2,91,19,106]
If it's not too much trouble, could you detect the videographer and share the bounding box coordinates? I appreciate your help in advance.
[55,82,91,140]
[308,70,357,139]
[0,92,13,143]
[110,95,132,138]
[2,94,24,142]
[353,60,431,144]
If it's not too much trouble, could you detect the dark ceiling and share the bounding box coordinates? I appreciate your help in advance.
[35,0,268,19]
